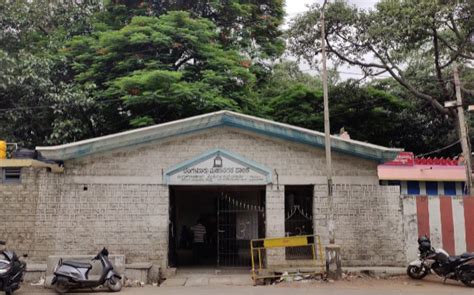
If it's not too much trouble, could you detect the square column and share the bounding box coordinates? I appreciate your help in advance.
[265,184,285,266]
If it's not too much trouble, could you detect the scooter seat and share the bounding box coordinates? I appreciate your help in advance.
[62,261,92,269]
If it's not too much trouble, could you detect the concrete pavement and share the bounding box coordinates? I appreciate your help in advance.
[161,274,253,287]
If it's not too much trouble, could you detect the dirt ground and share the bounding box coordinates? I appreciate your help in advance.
[14,274,474,295]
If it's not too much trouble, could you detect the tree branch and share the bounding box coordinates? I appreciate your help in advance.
[432,28,450,99]
[37,25,49,35]
[334,31,365,49]
[449,13,463,41]
[437,34,473,64]
[369,45,450,115]
[371,69,388,76]
[324,36,385,69]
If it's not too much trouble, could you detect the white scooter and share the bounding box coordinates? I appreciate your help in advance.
[51,248,122,293]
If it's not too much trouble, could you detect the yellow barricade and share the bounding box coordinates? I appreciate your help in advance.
[250,235,325,285]
[0,141,6,159]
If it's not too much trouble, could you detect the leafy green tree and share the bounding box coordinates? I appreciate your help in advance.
[287,0,473,116]
[368,78,460,155]
[0,0,100,53]
[66,12,258,127]
[0,0,102,147]
[0,1,282,146]
[266,80,413,147]
[259,62,420,150]
[267,84,324,128]
[99,0,286,59]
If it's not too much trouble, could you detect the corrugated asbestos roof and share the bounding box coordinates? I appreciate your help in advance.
[36,110,402,162]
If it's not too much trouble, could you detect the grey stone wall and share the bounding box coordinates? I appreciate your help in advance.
[314,184,405,266]
[0,168,40,256]
[63,127,379,184]
[34,183,168,264]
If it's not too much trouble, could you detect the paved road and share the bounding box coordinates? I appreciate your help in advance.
[15,276,474,295]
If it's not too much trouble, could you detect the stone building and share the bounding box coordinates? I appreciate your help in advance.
[0,111,405,279]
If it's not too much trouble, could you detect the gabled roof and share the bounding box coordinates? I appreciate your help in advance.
[36,110,402,162]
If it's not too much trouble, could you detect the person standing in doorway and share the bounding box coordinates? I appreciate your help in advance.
[191,218,206,265]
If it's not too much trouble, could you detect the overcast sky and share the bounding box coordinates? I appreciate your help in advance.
[285,0,379,17]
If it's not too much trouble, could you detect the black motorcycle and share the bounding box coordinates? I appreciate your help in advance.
[0,240,27,295]
[407,235,474,287]
[51,247,122,293]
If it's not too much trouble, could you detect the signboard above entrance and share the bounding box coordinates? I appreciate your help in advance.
[164,149,272,185]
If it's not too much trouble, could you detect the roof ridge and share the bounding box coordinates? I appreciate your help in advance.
[36,111,402,161]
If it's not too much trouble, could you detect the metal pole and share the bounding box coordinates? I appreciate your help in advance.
[321,0,335,243]
[217,192,221,267]
[453,63,473,195]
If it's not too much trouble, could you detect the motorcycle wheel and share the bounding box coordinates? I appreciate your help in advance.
[106,277,122,292]
[460,271,474,287]
[5,290,12,295]
[407,265,429,280]
[54,277,70,294]
[461,279,474,288]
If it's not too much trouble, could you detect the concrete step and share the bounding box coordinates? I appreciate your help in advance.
[344,267,406,276]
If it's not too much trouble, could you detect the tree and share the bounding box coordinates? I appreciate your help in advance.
[267,84,324,128]
[287,0,474,116]
[66,12,258,127]
[0,1,283,147]
[259,61,418,150]
[98,0,286,60]
[0,0,100,53]
[368,78,460,155]
[267,81,413,147]
[0,0,102,147]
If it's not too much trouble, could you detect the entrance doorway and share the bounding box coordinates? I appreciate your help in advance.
[169,186,265,268]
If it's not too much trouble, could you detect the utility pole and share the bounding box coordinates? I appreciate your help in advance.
[453,63,473,195]
[321,0,335,244]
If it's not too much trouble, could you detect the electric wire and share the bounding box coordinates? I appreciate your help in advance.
[416,140,462,157]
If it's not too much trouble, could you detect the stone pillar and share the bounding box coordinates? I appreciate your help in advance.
[265,184,285,266]
[149,185,169,282]
[313,184,329,245]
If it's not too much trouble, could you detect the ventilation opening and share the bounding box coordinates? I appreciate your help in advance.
[2,167,21,184]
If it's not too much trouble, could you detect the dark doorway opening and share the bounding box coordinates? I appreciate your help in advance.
[169,186,265,268]
[284,185,314,260]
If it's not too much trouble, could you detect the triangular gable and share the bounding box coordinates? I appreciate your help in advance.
[164,149,272,185]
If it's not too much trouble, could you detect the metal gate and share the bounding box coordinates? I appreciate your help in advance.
[217,192,265,267]
[285,186,314,260]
